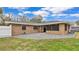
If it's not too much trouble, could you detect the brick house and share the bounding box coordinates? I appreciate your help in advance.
[4,21,70,36]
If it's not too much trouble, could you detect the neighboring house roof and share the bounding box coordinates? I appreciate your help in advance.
[5,21,70,26]
[70,26,79,31]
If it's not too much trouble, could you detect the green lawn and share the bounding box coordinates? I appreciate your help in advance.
[0,37,79,51]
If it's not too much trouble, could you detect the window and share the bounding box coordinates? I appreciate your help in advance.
[51,24,59,31]
[65,24,67,31]
[46,24,59,31]
[22,25,26,30]
[46,25,51,30]
[33,26,38,29]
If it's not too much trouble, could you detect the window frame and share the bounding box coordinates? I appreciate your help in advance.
[46,24,59,31]
[51,24,59,31]
[22,25,26,30]
[33,26,38,30]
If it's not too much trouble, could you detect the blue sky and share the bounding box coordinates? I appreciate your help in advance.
[2,7,79,22]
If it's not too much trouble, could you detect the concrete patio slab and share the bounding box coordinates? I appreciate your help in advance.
[14,33,75,39]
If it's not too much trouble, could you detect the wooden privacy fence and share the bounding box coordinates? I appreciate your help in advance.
[0,25,12,37]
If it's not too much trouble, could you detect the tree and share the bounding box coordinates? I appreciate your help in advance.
[4,16,11,21]
[31,15,43,23]
[0,14,12,25]
[0,8,5,25]
[0,8,3,14]
[18,15,30,22]
[21,16,28,22]
[76,20,79,25]
[0,15,5,25]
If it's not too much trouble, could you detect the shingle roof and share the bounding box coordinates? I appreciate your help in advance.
[5,21,70,26]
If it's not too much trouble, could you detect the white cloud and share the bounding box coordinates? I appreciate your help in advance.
[52,14,68,16]
[18,13,23,16]
[42,17,47,21]
[41,7,51,11]
[70,14,79,16]
[8,7,26,9]
[23,11,31,14]
[51,13,79,17]
[4,14,9,17]
[50,7,72,13]
[32,10,49,17]
[41,7,73,13]
[4,13,13,17]
[8,7,28,11]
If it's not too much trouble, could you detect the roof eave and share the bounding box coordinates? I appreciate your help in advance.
[5,21,70,26]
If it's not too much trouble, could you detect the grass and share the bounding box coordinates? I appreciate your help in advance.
[0,37,79,51]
